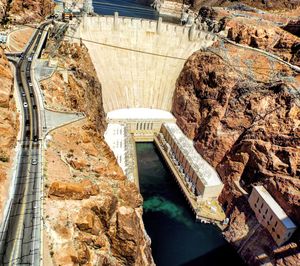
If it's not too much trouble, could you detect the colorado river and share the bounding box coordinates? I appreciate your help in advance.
[137,143,245,266]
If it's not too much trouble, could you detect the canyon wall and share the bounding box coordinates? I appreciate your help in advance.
[172,37,300,265]
[0,0,8,21]
[226,23,300,65]
[0,0,54,24]
[74,15,217,112]
[141,0,300,12]
[165,0,300,11]
[41,41,107,133]
[0,49,18,219]
[9,0,54,24]
[41,41,154,265]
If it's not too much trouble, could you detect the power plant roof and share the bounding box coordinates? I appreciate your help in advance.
[253,186,297,229]
[163,123,223,187]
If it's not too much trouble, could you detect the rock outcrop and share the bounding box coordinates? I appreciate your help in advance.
[225,19,300,67]
[0,0,54,23]
[48,180,100,200]
[0,0,8,21]
[188,0,300,11]
[45,122,154,265]
[41,41,107,133]
[8,0,54,24]
[172,42,300,264]
[43,37,154,265]
[0,48,18,218]
[197,6,300,67]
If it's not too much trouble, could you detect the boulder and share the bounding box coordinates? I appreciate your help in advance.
[48,180,99,200]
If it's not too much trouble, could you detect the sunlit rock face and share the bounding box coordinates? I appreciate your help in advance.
[172,42,300,264]
[42,40,155,265]
[0,48,18,219]
[8,0,54,23]
[188,0,300,10]
[0,0,8,21]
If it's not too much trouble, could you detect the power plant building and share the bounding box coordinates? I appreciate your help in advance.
[106,108,176,141]
[248,186,297,246]
[158,123,224,199]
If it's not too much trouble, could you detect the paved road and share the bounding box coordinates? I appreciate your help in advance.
[0,23,48,265]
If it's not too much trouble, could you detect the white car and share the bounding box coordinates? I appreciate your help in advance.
[21,91,26,97]
[31,158,38,165]
[28,82,33,87]
[23,102,28,108]
[28,56,32,62]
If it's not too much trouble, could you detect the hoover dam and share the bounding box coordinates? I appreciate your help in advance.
[74,14,218,112]
[0,0,298,264]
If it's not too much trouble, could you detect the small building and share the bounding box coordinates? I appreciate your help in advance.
[62,8,73,21]
[158,123,224,199]
[248,186,297,246]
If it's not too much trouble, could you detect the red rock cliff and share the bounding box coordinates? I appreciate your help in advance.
[42,38,154,265]
[0,48,18,218]
[8,0,54,23]
[172,42,300,264]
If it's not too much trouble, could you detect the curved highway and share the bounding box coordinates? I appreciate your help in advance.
[0,23,47,265]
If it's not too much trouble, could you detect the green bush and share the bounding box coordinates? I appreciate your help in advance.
[0,152,9,163]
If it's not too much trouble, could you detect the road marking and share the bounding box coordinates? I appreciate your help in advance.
[8,28,41,265]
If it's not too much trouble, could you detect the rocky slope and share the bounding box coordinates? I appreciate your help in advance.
[225,18,300,67]
[41,41,107,133]
[187,0,300,11]
[172,41,300,264]
[196,6,300,67]
[0,0,8,21]
[9,0,54,24]
[45,121,154,265]
[0,0,54,24]
[0,48,18,218]
[42,41,154,265]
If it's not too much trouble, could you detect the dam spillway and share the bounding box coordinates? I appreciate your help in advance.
[74,14,217,112]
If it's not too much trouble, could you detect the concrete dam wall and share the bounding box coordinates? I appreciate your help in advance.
[74,15,217,112]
